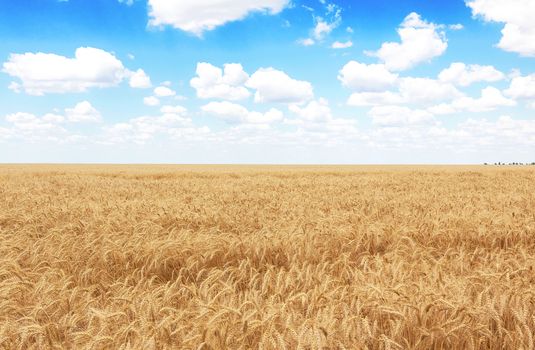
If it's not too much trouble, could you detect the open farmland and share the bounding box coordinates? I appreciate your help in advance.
[1,165,535,349]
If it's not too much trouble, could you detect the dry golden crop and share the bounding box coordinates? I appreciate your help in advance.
[1,165,535,349]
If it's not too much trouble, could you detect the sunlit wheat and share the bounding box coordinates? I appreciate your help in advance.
[0,165,534,349]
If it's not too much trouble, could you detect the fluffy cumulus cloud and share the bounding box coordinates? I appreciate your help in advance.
[4,112,68,141]
[298,38,315,46]
[141,85,178,107]
[160,105,187,115]
[369,12,447,71]
[339,59,514,116]
[426,103,458,115]
[339,63,465,106]
[347,91,404,106]
[398,77,461,104]
[368,106,435,127]
[505,74,535,100]
[430,86,516,114]
[42,113,65,123]
[367,115,535,154]
[143,96,160,106]
[288,98,332,123]
[452,87,516,112]
[202,101,283,124]
[338,61,398,92]
[438,62,505,86]
[102,105,210,145]
[5,101,101,131]
[458,116,535,147]
[246,68,314,104]
[65,101,102,122]
[2,47,138,95]
[331,41,353,49]
[467,0,535,57]
[6,112,53,125]
[128,69,152,88]
[153,86,176,97]
[147,0,289,36]
[190,63,250,100]
[1,102,101,143]
[286,98,359,134]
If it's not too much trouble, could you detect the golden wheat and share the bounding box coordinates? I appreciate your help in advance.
[1,165,534,349]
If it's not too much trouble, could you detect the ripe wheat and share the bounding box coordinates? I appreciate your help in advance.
[1,165,534,349]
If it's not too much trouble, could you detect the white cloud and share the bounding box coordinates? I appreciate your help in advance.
[147,0,289,36]
[302,5,314,12]
[101,107,209,145]
[202,101,283,124]
[369,105,435,127]
[369,12,447,71]
[331,40,353,49]
[428,86,516,114]
[398,77,461,104]
[299,2,342,46]
[452,86,516,112]
[338,61,398,92]
[505,74,535,99]
[65,101,102,123]
[427,103,458,115]
[347,91,404,106]
[3,101,101,142]
[449,23,464,30]
[286,98,359,134]
[4,112,68,142]
[438,62,505,86]
[134,112,190,132]
[298,38,315,46]
[144,96,160,106]
[313,17,340,40]
[467,0,535,57]
[6,112,41,124]
[314,3,342,40]
[340,63,506,110]
[246,68,314,104]
[459,115,535,145]
[160,105,187,114]
[153,86,176,97]
[367,115,535,154]
[2,47,129,95]
[190,62,250,100]
[339,64,464,106]
[288,98,332,122]
[129,69,152,88]
[42,113,65,123]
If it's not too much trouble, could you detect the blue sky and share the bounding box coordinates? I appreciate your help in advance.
[1,0,534,163]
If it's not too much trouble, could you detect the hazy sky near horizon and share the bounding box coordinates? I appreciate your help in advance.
[1,0,534,163]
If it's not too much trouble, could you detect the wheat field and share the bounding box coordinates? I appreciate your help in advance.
[1,165,535,349]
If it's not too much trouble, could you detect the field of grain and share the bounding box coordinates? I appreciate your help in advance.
[1,165,535,349]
